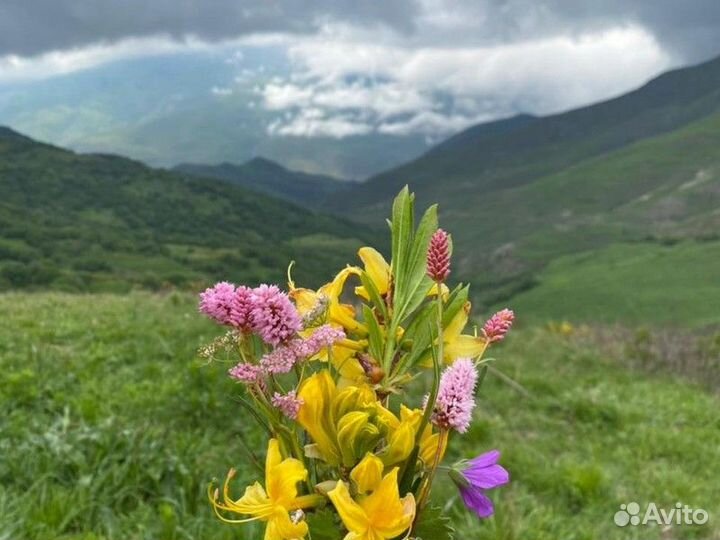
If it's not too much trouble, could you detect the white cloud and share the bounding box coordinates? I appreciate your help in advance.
[267,108,373,137]
[0,35,217,84]
[0,13,676,141]
[260,22,673,139]
[211,86,233,96]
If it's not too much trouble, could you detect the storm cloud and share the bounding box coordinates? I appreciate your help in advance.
[1,0,719,62]
[2,1,720,141]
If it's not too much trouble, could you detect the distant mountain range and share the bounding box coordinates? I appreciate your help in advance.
[0,126,378,292]
[174,157,353,208]
[0,52,429,179]
[333,54,720,309]
[2,53,719,323]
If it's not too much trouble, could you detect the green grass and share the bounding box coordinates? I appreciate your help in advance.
[1,292,718,539]
[502,241,720,327]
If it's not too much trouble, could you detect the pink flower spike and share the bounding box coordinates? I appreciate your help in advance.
[250,284,302,346]
[429,358,478,433]
[199,282,236,325]
[272,391,304,420]
[228,285,254,330]
[260,346,298,374]
[228,362,263,385]
[482,309,515,343]
[291,324,346,358]
[427,228,451,283]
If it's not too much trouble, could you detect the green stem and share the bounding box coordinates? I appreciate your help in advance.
[413,288,445,520]
[415,289,444,448]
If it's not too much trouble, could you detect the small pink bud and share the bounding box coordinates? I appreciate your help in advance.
[427,229,451,282]
[482,309,515,343]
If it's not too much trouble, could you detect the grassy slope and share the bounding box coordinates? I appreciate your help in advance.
[1,292,717,539]
[496,241,720,327]
[429,108,720,310]
[0,128,380,292]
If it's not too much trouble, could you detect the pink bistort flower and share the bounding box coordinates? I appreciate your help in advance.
[199,281,236,325]
[260,345,298,374]
[429,358,478,433]
[482,309,515,343]
[292,324,346,358]
[427,228,451,282]
[228,362,264,385]
[271,390,304,420]
[228,285,254,330]
[250,284,302,346]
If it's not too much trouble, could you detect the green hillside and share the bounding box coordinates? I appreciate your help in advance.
[334,56,720,316]
[342,55,720,214]
[500,241,720,327]
[174,157,353,208]
[0,127,378,292]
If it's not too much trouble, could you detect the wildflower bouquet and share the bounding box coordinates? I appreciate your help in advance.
[198,188,514,540]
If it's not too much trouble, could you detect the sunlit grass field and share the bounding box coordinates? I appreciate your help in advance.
[1,293,718,539]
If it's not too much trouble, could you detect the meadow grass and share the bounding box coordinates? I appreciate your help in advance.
[0,292,718,539]
[499,241,720,327]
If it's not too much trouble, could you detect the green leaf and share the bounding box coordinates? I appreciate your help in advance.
[363,305,384,362]
[390,187,414,308]
[306,508,341,540]
[412,505,455,540]
[394,204,438,323]
[359,269,388,322]
[442,284,470,328]
[396,302,435,372]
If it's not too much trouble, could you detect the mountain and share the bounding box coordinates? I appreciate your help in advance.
[336,55,720,310]
[0,127,379,292]
[0,52,430,179]
[174,157,353,208]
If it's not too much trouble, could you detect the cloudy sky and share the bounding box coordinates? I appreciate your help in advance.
[2,1,720,139]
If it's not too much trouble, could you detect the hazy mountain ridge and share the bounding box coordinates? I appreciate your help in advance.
[174,157,354,208]
[0,53,431,179]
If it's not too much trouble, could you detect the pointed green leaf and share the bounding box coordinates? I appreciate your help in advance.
[306,508,340,540]
[413,505,455,540]
[363,305,384,362]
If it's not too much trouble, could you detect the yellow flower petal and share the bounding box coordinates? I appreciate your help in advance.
[351,453,384,494]
[357,247,390,295]
[266,457,307,509]
[359,469,415,538]
[297,372,341,465]
[444,334,487,363]
[382,419,416,466]
[328,481,370,535]
[445,301,470,341]
[264,508,308,540]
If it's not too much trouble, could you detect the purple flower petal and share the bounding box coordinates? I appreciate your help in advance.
[464,463,510,490]
[467,449,501,469]
[460,485,495,518]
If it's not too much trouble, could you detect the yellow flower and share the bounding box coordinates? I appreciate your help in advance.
[442,301,487,364]
[378,405,446,467]
[296,372,381,467]
[350,453,384,494]
[209,439,322,540]
[328,468,415,540]
[290,266,367,335]
[354,247,391,301]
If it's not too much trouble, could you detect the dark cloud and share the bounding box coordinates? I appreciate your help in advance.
[0,0,416,56]
[0,0,719,64]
